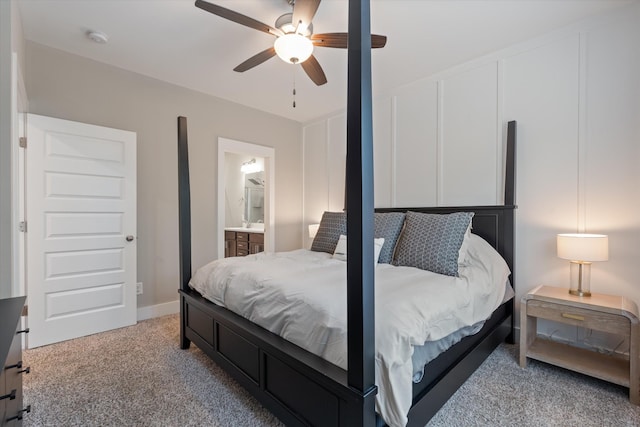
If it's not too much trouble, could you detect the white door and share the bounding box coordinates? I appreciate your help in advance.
[26,114,137,348]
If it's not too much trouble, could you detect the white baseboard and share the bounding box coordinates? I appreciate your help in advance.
[137,300,179,321]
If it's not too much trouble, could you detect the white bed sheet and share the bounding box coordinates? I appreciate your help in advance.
[189,249,508,427]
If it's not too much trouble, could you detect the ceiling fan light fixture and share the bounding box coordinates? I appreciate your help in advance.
[274,33,313,64]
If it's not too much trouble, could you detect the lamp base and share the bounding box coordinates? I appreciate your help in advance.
[569,289,591,297]
[568,261,592,297]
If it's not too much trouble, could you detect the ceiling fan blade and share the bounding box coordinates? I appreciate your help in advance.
[233,47,276,72]
[311,33,347,48]
[301,55,327,86]
[195,0,281,36]
[371,34,388,49]
[311,33,387,49]
[292,0,321,33]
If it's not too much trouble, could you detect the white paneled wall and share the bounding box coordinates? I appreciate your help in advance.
[372,98,393,208]
[302,4,640,337]
[303,121,328,248]
[327,115,347,212]
[441,62,499,206]
[393,80,438,207]
[582,9,640,301]
[504,34,581,305]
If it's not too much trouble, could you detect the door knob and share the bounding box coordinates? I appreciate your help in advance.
[126,235,135,242]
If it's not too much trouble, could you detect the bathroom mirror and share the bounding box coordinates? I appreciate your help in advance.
[244,171,264,224]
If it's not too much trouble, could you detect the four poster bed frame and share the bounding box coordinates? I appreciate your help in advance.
[177,2,517,425]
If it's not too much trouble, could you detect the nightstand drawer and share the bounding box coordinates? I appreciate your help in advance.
[527,299,630,335]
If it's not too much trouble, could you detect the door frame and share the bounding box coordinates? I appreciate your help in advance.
[217,138,275,258]
[13,53,28,298]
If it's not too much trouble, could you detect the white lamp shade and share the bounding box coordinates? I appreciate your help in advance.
[274,33,313,64]
[308,223,320,239]
[557,233,608,262]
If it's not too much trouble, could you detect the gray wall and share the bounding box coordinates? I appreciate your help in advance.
[25,42,303,308]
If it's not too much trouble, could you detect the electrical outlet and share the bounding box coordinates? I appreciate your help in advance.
[136,282,143,295]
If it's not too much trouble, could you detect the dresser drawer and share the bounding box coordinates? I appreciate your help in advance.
[527,299,630,335]
[0,367,6,427]
[3,334,24,426]
[236,232,248,241]
[1,297,28,427]
[236,241,248,251]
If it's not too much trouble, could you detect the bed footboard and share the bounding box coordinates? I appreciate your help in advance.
[180,289,376,427]
[181,288,512,427]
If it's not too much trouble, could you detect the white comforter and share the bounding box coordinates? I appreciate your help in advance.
[189,249,507,427]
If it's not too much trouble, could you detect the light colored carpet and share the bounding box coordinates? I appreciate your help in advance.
[23,314,640,426]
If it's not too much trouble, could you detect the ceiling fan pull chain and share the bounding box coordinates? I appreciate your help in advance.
[292,66,297,108]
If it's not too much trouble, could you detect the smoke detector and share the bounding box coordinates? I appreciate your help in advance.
[87,31,109,44]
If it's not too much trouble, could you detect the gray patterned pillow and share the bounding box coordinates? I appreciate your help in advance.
[374,212,406,264]
[310,211,347,254]
[392,211,474,277]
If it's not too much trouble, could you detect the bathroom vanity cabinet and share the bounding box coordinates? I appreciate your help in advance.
[225,230,264,257]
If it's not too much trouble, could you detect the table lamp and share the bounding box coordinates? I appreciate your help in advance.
[557,233,608,297]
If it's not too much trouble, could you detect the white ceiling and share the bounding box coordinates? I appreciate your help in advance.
[18,0,634,123]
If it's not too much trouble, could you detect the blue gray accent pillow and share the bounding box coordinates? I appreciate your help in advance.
[310,211,347,254]
[374,212,406,264]
[392,211,474,277]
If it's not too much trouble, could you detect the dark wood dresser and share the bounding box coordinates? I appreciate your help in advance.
[0,297,30,426]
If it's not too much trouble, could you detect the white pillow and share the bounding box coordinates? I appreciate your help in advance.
[333,235,385,264]
[458,222,473,267]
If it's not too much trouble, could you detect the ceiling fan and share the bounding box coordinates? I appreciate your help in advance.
[195,0,387,86]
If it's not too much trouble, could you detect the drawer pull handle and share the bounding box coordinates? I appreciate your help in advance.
[6,405,31,422]
[562,313,585,321]
[0,389,16,400]
[5,361,22,370]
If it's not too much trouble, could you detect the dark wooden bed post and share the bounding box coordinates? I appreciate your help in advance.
[177,116,192,350]
[504,120,517,344]
[345,0,377,425]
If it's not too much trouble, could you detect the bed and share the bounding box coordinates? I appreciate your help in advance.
[189,225,513,426]
[177,4,516,426]
[177,118,516,427]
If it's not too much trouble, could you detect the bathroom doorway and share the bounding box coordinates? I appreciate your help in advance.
[217,138,275,258]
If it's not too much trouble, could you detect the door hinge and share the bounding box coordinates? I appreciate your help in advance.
[19,221,27,232]
[19,137,27,148]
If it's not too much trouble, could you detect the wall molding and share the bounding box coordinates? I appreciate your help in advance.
[390,95,397,207]
[436,80,444,206]
[137,300,179,321]
[496,59,505,205]
[577,30,589,232]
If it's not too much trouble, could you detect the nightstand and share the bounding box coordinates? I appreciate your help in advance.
[520,285,639,405]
